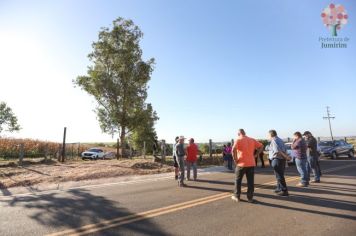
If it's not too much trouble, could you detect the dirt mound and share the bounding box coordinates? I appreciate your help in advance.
[0,159,174,189]
[131,161,163,169]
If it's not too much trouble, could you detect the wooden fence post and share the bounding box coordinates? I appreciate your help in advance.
[117,138,120,160]
[161,140,166,163]
[19,143,24,166]
[57,144,61,161]
[143,141,146,159]
[44,144,48,161]
[78,142,81,158]
[61,127,66,162]
[129,145,133,159]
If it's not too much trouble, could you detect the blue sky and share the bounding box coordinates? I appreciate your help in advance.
[0,0,355,143]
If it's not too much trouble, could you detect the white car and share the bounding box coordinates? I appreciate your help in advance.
[265,142,297,164]
[81,148,105,160]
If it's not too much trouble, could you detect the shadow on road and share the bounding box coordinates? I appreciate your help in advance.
[254,167,356,221]
[185,185,231,193]
[319,181,356,187]
[256,182,356,198]
[5,189,168,235]
[323,175,356,180]
[195,179,234,186]
[254,192,356,221]
[313,185,356,193]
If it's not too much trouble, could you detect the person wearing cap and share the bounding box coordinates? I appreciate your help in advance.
[173,137,180,180]
[186,138,199,181]
[303,131,321,183]
[175,136,187,187]
[231,129,264,203]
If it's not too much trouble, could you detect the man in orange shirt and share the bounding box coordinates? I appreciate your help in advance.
[186,138,199,181]
[232,129,264,203]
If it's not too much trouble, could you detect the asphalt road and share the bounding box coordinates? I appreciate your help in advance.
[0,159,356,236]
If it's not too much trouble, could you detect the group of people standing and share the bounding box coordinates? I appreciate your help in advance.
[172,129,322,203]
[173,136,199,187]
[267,130,322,197]
[292,131,322,185]
[223,143,265,169]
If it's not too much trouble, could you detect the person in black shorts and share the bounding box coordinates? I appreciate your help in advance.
[173,136,179,179]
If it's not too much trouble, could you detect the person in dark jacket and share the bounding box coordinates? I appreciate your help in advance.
[303,131,321,183]
[291,132,310,187]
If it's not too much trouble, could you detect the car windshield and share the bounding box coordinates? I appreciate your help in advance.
[319,141,334,146]
[88,148,102,153]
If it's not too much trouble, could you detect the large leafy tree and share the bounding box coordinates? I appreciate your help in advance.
[74,18,157,157]
[0,102,21,134]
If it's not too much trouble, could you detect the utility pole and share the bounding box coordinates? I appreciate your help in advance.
[323,106,335,141]
[61,127,67,162]
[209,139,213,158]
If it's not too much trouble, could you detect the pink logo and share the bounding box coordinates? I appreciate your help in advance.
[321,3,348,37]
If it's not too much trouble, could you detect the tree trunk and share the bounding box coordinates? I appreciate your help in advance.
[116,138,120,160]
[120,126,126,158]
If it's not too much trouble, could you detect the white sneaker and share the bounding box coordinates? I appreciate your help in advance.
[231,195,240,202]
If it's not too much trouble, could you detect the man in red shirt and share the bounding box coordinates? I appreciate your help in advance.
[232,129,264,203]
[186,138,199,181]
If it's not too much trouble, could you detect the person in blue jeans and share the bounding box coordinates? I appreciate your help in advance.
[303,131,321,183]
[268,130,289,196]
[291,132,309,187]
[223,143,233,170]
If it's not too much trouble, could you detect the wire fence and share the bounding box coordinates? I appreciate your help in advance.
[0,139,89,163]
[0,137,354,165]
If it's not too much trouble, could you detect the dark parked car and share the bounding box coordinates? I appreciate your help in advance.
[319,140,354,159]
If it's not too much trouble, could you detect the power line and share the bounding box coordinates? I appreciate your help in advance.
[323,106,335,141]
